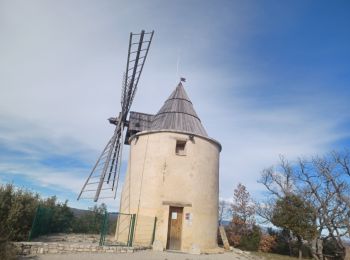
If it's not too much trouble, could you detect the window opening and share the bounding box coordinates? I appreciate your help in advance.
[175,140,186,156]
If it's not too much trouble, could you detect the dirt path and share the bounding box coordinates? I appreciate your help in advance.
[21,250,263,260]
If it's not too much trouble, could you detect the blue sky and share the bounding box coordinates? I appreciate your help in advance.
[1,0,350,211]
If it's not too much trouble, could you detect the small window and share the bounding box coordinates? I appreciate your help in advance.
[175,140,186,156]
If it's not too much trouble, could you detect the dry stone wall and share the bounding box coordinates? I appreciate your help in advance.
[14,242,149,255]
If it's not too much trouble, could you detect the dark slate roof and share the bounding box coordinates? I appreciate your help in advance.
[150,82,208,136]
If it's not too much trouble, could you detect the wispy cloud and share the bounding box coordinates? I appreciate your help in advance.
[1,0,349,208]
[0,113,125,210]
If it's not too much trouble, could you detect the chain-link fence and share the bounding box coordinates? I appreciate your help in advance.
[133,215,157,246]
[29,205,107,243]
[100,213,157,247]
[28,206,53,240]
[29,206,157,247]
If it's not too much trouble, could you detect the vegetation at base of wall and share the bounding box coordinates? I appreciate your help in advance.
[0,239,17,260]
[0,223,17,260]
[0,183,108,243]
[0,183,40,241]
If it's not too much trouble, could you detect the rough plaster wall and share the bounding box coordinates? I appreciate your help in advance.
[118,131,220,252]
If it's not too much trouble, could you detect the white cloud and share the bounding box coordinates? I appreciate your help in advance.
[0,0,349,209]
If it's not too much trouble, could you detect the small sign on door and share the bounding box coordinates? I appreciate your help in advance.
[171,212,177,219]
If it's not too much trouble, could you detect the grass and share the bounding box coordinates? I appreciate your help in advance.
[251,252,300,260]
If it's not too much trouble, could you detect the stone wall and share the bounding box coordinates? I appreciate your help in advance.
[14,242,149,255]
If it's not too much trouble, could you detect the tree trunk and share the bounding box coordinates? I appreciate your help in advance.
[311,238,321,260]
[344,247,350,260]
[288,239,292,257]
[317,238,323,260]
[297,236,303,260]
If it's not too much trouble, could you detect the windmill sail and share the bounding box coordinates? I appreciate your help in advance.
[78,30,154,202]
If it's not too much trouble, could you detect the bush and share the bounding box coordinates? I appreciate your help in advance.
[267,228,313,258]
[0,183,39,241]
[259,234,276,252]
[323,238,344,260]
[0,183,77,241]
[42,197,74,233]
[226,217,262,251]
[0,183,108,243]
[238,225,261,251]
[0,240,16,260]
[72,204,107,234]
[267,228,292,255]
[0,218,17,260]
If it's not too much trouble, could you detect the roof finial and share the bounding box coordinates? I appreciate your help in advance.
[180,77,186,83]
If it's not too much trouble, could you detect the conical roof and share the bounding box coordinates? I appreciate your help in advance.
[150,82,208,137]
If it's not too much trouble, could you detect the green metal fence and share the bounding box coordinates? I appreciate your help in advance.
[29,207,157,247]
[28,206,53,240]
[100,213,157,247]
[29,205,106,241]
[100,212,136,246]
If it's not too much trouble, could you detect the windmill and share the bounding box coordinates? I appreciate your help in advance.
[78,30,154,202]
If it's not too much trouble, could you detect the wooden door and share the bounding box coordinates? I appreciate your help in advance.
[166,206,183,250]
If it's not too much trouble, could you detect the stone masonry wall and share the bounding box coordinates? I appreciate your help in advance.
[14,242,149,255]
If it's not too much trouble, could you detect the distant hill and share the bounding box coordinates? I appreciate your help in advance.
[220,220,231,226]
[69,207,89,217]
[69,207,118,222]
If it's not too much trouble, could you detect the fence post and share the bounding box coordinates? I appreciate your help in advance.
[127,214,136,247]
[127,215,132,246]
[151,217,157,245]
[28,206,40,241]
[99,211,108,246]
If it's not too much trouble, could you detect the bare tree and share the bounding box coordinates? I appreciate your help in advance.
[257,156,298,256]
[257,151,350,259]
[259,155,296,199]
[257,156,296,224]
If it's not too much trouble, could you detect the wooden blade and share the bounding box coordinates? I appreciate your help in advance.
[78,30,154,202]
[77,124,123,202]
[120,30,154,121]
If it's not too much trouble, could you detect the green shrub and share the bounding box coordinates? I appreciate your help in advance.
[238,225,261,251]
[0,218,17,260]
[0,240,16,260]
[72,204,107,234]
[0,183,108,243]
[42,196,74,233]
[0,183,76,241]
[0,183,39,241]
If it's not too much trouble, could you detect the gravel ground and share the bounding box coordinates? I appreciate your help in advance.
[19,250,263,260]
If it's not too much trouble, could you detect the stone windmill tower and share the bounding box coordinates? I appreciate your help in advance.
[78,31,221,253]
[118,81,222,253]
